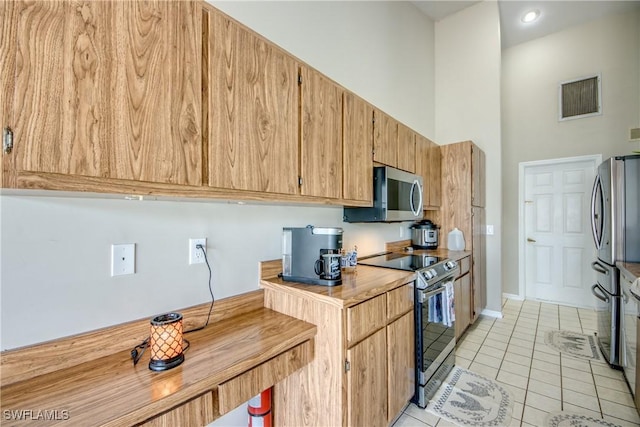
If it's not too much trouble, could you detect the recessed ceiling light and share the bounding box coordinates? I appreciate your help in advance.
[521,9,540,23]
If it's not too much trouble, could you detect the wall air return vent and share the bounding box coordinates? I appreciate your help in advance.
[558,74,601,121]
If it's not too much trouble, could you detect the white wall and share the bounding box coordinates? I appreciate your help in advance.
[1,2,436,426]
[434,1,503,313]
[501,10,640,296]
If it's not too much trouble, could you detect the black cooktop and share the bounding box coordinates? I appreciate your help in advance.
[358,253,444,272]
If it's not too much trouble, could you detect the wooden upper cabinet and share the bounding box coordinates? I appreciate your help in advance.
[471,145,486,207]
[429,143,442,207]
[207,8,299,194]
[396,123,416,173]
[373,109,397,168]
[8,1,202,186]
[342,92,373,203]
[415,134,441,209]
[300,66,343,199]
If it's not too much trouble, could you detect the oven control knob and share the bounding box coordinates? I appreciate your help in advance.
[422,270,433,280]
[429,268,437,277]
[445,261,457,270]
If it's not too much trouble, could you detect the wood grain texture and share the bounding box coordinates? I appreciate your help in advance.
[386,283,414,322]
[342,91,373,203]
[387,311,414,424]
[397,123,416,173]
[1,307,315,427]
[207,5,298,194]
[139,392,216,427]
[300,65,343,199]
[440,142,472,247]
[373,109,397,168]
[260,263,415,309]
[1,1,17,188]
[1,290,264,386]
[415,135,430,208]
[11,171,372,207]
[385,239,412,253]
[346,295,386,347]
[454,273,472,339]
[472,145,486,207]
[347,328,387,427]
[218,340,313,414]
[429,142,442,207]
[11,0,201,185]
[458,255,471,277]
[472,206,486,321]
[263,288,345,427]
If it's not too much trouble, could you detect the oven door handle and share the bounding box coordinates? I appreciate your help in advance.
[418,285,447,304]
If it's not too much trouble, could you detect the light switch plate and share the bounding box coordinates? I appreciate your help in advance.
[111,244,135,276]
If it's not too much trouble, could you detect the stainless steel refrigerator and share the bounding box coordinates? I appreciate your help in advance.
[590,154,640,367]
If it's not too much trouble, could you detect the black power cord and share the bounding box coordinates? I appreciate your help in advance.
[131,244,215,366]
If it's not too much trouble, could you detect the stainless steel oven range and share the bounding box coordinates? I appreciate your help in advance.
[358,253,459,408]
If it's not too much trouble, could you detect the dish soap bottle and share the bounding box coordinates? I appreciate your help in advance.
[447,228,465,251]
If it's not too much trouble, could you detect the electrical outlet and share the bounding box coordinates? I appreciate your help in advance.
[486,225,494,235]
[111,244,135,276]
[189,238,207,265]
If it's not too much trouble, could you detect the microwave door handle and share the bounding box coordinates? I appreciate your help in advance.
[410,180,423,216]
[591,175,602,250]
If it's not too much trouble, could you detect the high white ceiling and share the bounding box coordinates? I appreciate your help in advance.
[412,0,640,49]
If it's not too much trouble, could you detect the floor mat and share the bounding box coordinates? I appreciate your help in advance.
[544,330,602,361]
[545,411,622,426]
[425,367,513,427]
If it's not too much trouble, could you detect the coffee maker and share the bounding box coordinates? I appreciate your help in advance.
[282,225,343,286]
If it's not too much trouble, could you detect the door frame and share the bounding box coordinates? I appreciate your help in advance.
[517,154,602,301]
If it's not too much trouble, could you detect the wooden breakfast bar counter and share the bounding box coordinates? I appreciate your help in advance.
[0,291,316,426]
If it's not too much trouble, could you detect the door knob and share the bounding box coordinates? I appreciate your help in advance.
[527,238,536,243]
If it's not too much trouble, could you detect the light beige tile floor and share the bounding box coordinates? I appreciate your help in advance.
[392,298,640,427]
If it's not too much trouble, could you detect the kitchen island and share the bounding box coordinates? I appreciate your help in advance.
[260,261,415,427]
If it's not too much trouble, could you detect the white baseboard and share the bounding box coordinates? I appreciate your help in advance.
[503,293,524,301]
[481,309,503,319]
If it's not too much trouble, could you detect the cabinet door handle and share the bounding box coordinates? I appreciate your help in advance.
[527,238,536,243]
[3,127,13,154]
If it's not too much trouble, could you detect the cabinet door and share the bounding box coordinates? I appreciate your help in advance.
[415,135,430,208]
[471,144,485,207]
[373,109,397,168]
[472,207,486,322]
[300,66,343,198]
[397,123,416,173]
[11,1,201,185]
[347,328,387,427]
[454,273,472,339]
[428,143,442,207]
[208,9,298,194]
[343,92,373,203]
[387,311,415,424]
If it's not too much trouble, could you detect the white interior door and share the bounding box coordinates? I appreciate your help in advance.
[523,158,598,307]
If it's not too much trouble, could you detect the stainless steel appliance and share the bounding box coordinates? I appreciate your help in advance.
[282,225,343,286]
[590,154,640,367]
[410,220,439,249]
[621,271,638,399]
[358,253,459,407]
[343,166,423,222]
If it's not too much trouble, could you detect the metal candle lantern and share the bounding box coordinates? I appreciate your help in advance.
[149,312,185,371]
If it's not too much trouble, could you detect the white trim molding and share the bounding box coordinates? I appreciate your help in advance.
[480,309,503,319]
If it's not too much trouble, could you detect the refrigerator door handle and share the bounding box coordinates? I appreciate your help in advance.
[592,283,611,303]
[591,260,609,275]
[590,174,602,250]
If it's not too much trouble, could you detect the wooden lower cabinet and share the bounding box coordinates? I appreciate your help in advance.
[140,392,216,427]
[387,311,415,424]
[263,280,415,427]
[347,328,388,427]
[454,256,472,339]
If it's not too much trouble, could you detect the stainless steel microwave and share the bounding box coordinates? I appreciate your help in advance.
[343,166,424,222]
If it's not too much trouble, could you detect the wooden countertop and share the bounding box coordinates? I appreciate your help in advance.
[0,307,316,426]
[260,264,415,309]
